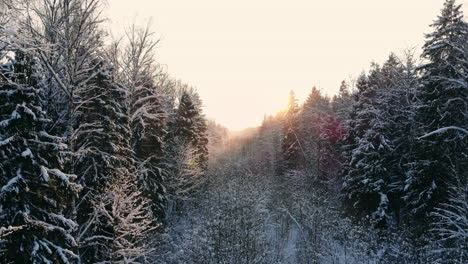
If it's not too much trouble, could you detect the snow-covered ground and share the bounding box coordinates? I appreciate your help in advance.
[149,155,395,264]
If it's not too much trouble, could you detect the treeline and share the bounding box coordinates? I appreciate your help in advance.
[257,0,467,262]
[0,0,210,263]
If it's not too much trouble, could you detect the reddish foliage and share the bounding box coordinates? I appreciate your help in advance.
[311,112,346,144]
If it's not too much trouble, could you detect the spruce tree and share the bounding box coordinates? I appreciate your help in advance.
[193,113,209,171]
[0,51,81,263]
[121,24,169,219]
[281,90,301,172]
[166,90,209,170]
[174,91,199,141]
[342,73,370,152]
[191,93,209,171]
[342,65,382,219]
[163,90,209,209]
[332,80,353,121]
[72,60,146,262]
[299,87,332,180]
[404,0,468,229]
[343,54,418,227]
[303,87,330,114]
[130,77,167,218]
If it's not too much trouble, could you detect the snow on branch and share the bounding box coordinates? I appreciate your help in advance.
[0,226,24,239]
[418,126,468,139]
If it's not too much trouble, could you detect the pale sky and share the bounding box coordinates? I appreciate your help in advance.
[105,0,467,131]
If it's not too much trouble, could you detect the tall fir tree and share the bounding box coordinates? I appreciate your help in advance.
[173,91,199,141]
[163,90,209,209]
[130,77,167,218]
[120,24,169,219]
[72,60,151,262]
[191,93,209,171]
[281,90,302,172]
[404,0,468,229]
[166,90,209,170]
[299,87,331,180]
[332,80,353,121]
[341,71,375,217]
[342,63,398,220]
[342,54,418,227]
[0,50,81,263]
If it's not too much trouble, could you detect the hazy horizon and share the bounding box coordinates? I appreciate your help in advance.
[106,0,467,130]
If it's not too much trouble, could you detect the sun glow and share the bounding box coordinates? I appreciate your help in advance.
[105,0,466,131]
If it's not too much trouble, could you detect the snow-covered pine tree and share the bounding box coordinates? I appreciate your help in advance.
[386,52,419,226]
[342,65,382,219]
[404,0,468,230]
[168,90,208,169]
[72,59,132,200]
[303,87,330,114]
[72,59,154,262]
[129,77,167,218]
[191,92,209,171]
[164,90,209,205]
[0,49,81,263]
[298,87,332,180]
[340,73,369,168]
[332,80,353,121]
[173,91,199,142]
[430,184,467,263]
[342,54,418,227]
[281,90,302,172]
[120,24,168,219]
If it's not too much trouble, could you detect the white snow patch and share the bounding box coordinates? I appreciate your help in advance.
[48,169,76,182]
[21,148,32,158]
[1,171,22,194]
[41,166,50,182]
[0,136,14,146]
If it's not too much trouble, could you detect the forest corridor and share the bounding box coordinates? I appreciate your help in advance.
[150,135,392,263]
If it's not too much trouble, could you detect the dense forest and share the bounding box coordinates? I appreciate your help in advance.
[0,0,467,263]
